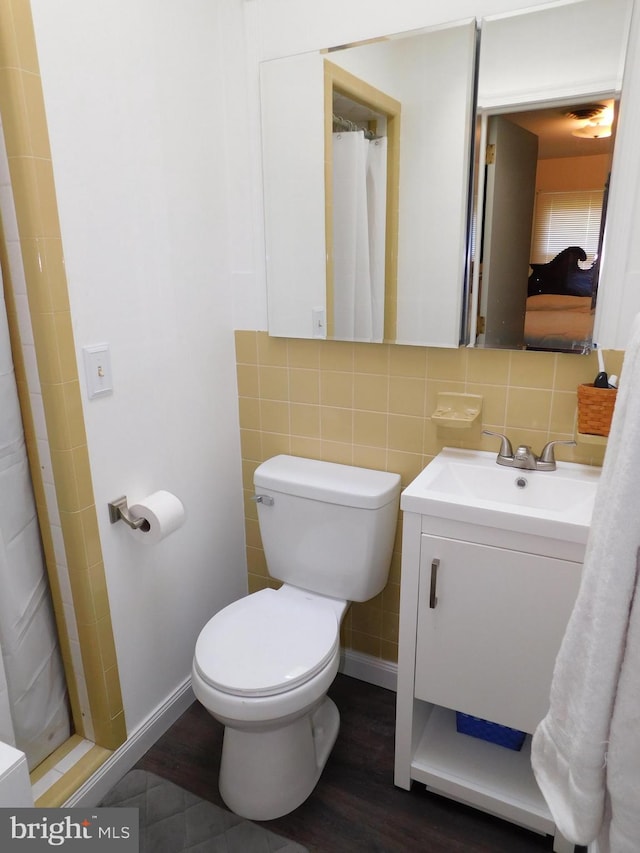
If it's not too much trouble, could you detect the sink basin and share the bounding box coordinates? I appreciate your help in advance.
[401,447,601,541]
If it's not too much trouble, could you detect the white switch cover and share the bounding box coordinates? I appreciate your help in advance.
[312,307,326,338]
[83,344,113,399]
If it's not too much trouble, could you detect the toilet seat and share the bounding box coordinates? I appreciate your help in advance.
[194,589,339,698]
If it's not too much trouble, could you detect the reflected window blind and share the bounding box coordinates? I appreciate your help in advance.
[530,189,604,266]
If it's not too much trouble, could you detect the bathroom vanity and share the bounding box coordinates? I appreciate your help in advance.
[394,448,601,853]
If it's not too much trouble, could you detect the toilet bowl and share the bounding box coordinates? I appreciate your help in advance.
[191,455,401,820]
[192,585,347,819]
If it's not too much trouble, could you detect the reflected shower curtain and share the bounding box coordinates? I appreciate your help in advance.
[332,132,387,342]
[0,274,70,769]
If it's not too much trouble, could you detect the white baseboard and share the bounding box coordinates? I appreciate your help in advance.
[64,679,195,808]
[339,649,397,692]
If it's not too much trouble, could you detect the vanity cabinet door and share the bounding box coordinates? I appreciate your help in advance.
[415,535,581,735]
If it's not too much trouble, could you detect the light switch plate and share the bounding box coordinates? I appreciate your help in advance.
[312,307,326,338]
[82,344,113,400]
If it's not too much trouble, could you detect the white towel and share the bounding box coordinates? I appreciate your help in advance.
[531,314,640,852]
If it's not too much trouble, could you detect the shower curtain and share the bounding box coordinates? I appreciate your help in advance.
[332,131,387,342]
[0,270,70,770]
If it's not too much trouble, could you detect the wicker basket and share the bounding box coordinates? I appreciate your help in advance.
[577,383,617,437]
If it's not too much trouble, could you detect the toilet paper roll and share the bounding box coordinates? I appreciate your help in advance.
[128,490,185,545]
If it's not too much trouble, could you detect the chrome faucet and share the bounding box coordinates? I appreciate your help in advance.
[482,430,576,472]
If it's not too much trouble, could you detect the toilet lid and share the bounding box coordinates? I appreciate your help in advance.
[194,589,339,697]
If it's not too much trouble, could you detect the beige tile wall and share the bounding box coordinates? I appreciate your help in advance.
[236,330,622,663]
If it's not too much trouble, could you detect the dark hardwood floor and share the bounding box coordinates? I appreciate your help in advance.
[135,674,573,852]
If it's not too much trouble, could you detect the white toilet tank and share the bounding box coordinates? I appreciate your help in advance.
[253,455,401,602]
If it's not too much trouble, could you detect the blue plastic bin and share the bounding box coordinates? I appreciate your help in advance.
[455,712,526,751]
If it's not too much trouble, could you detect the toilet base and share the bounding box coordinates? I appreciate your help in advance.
[218,696,340,820]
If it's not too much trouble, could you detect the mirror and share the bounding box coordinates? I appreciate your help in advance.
[471,0,633,352]
[260,19,477,347]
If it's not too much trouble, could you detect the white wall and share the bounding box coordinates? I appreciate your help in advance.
[254,0,580,61]
[478,0,630,108]
[595,0,640,348]
[260,52,327,338]
[30,0,249,733]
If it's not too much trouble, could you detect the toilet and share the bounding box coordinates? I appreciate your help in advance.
[191,454,401,820]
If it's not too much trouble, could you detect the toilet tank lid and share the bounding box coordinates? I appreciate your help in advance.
[254,455,401,509]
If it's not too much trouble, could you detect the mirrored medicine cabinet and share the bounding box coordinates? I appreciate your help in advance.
[259,0,634,352]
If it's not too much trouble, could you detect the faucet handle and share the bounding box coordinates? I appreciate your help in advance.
[482,430,514,459]
[539,439,577,464]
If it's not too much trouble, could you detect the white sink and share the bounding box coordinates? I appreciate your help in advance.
[401,447,601,542]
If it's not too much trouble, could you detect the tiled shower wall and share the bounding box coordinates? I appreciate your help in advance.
[235,330,621,662]
[0,0,125,766]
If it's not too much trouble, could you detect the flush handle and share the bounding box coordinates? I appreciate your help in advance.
[252,494,274,506]
[429,558,440,609]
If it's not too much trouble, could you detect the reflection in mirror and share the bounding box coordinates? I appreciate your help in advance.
[260,20,477,347]
[479,101,614,350]
[470,0,632,353]
[324,61,401,342]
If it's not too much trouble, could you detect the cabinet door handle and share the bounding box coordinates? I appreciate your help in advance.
[429,558,440,608]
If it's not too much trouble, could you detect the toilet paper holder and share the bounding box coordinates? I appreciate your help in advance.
[108,496,150,531]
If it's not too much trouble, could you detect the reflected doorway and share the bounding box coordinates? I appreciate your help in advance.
[475,99,615,351]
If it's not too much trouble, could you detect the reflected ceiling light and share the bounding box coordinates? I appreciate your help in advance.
[569,105,614,139]
[572,119,612,139]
